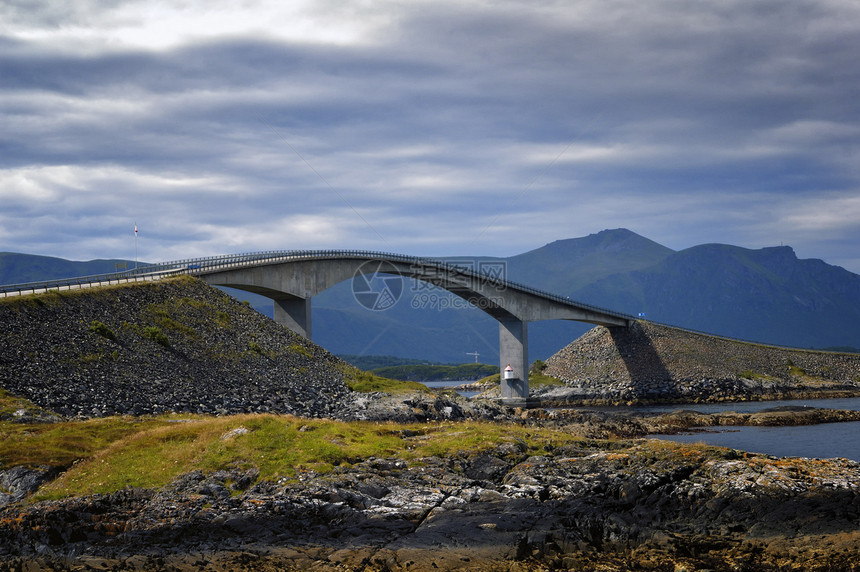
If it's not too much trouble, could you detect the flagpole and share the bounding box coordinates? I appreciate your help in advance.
[134,223,138,270]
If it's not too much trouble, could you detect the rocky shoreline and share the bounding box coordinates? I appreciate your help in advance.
[4,279,860,570]
[3,393,860,570]
[3,418,860,571]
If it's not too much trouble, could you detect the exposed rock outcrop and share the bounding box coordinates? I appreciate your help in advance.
[2,442,859,571]
[543,321,860,404]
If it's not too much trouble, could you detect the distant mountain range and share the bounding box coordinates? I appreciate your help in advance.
[3,228,859,363]
[0,252,138,283]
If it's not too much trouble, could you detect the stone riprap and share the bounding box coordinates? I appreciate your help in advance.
[0,277,356,419]
[543,321,860,404]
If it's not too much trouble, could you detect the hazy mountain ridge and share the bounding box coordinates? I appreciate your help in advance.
[574,242,860,349]
[0,252,138,284]
[504,228,676,294]
[3,229,858,361]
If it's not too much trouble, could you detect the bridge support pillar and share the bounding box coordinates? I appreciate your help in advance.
[274,297,312,340]
[499,319,529,401]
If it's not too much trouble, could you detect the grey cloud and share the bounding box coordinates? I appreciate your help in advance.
[1,0,859,272]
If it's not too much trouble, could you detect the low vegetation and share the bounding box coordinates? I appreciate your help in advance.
[88,320,117,342]
[737,369,775,381]
[370,362,498,382]
[0,415,173,470]
[528,359,565,389]
[142,325,170,347]
[0,389,43,419]
[341,367,429,393]
[0,413,591,501]
[473,359,564,390]
[288,344,314,358]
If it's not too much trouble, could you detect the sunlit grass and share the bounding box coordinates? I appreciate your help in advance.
[473,371,562,390]
[0,415,172,469]
[342,367,430,393]
[0,389,41,418]
[20,414,589,500]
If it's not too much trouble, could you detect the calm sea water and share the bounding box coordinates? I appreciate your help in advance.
[638,396,860,461]
[426,384,860,461]
[421,380,482,398]
[648,422,860,462]
[585,396,860,415]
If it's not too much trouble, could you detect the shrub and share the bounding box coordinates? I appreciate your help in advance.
[88,320,117,342]
[530,359,547,375]
[143,326,170,347]
[289,344,313,359]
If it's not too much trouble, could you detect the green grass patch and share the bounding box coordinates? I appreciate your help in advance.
[146,304,197,339]
[0,416,172,471]
[0,389,42,418]
[142,326,170,347]
[289,344,314,359]
[471,371,559,391]
[738,369,774,381]
[198,416,405,476]
[528,372,565,389]
[343,368,430,393]
[788,364,806,377]
[88,320,117,342]
[34,417,218,499]
[23,414,588,500]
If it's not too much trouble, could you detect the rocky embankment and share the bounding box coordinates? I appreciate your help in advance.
[543,321,860,404]
[0,277,509,424]
[0,277,356,419]
[3,438,860,571]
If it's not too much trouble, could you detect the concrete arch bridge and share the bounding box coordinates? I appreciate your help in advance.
[0,250,635,401]
[159,250,633,401]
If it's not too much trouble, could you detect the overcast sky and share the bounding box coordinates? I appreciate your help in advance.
[2,0,859,273]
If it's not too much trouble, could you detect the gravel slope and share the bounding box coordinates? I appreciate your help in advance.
[543,321,860,404]
[0,277,353,418]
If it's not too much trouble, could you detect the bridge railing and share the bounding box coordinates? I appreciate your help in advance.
[0,267,183,297]
[140,249,637,322]
[0,249,634,322]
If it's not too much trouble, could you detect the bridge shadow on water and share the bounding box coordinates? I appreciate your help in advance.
[608,323,675,399]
